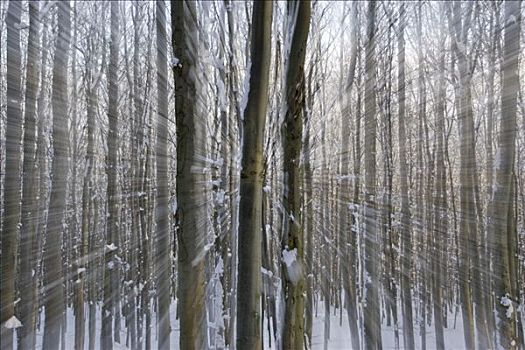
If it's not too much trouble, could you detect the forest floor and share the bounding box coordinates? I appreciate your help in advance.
[309,305,466,349]
[23,301,525,349]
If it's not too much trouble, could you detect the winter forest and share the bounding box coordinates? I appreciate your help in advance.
[1,0,524,349]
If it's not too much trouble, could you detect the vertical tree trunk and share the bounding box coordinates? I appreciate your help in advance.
[416,5,427,348]
[1,1,22,348]
[156,1,171,348]
[236,1,272,349]
[449,3,489,348]
[339,4,360,348]
[281,1,311,349]
[363,2,382,348]
[69,4,83,349]
[18,2,40,349]
[489,1,521,348]
[43,2,71,349]
[102,2,120,349]
[432,6,447,349]
[171,1,208,348]
[398,3,415,349]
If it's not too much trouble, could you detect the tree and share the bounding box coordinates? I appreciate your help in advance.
[448,3,489,348]
[1,1,22,348]
[431,4,448,349]
[102,1,121,348]
[363,1,382,348]
[236,1,272,349]
[156,1,171,348]
[43,2,71,348]
[281,1,311,349]
[171,1,207,348]
[339,4,360,349]
[488,0,521,348]
[397,4,415,349]
[18,2,41,349]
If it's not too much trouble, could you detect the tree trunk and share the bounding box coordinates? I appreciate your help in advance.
[236,1,272,349]
[339,3,360,349]
[281,1,311,349]
[156,1,171,348]
[102,2,120,348]
[171,1,208,348]
[43,2,70,349]
[1,1,22,348]
[432,6,447,349]
[398,3,415,349]
[363,2,382,348]
[488,1,521,348]
[18,2,40,349]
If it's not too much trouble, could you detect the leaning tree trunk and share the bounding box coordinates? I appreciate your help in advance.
[171,1,208,348]
[236,1,272,349]
[281,1,311,349]
[18,2,41,349]
[43,2,71,349]
[1,1,22,348]
[156,1,171,348]
[488,1,521,348]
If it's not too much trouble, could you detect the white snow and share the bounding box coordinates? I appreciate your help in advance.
[216,189,225,206]
[170,198,177,214]
[4,316,22,329]
[170,57,181,68]
[500,294,514,319]
[106,243,118,251]
[282,248,302,286]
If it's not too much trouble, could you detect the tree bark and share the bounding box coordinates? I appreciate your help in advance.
[102,2,120,349]
[236,1,272,349]
[18,2,40,349]
[363,2,382,348]
[171,1,208,348]
[43,2,71,349]
[398,3,415,349]
[1,1,22,348]
[488,1,521,348]
[281,1,311,349]
[156,1,171,348]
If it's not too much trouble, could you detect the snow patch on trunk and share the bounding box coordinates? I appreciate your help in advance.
[4,316,22,329]
[282,247,303,286]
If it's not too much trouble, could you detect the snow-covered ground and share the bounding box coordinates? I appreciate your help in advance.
[23,301,524,349]
[309,306,466,350]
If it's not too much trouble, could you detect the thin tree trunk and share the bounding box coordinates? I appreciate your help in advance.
[398,4,415,349]
[1,1,22,347]
[432,6,447,349]
[43,2,71,348]
[363,2,382,348]
[156,1,171,348]
[102,2,120,348]
[18,2,41,349]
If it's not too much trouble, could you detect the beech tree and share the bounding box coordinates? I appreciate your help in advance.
[236,1,272,349]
